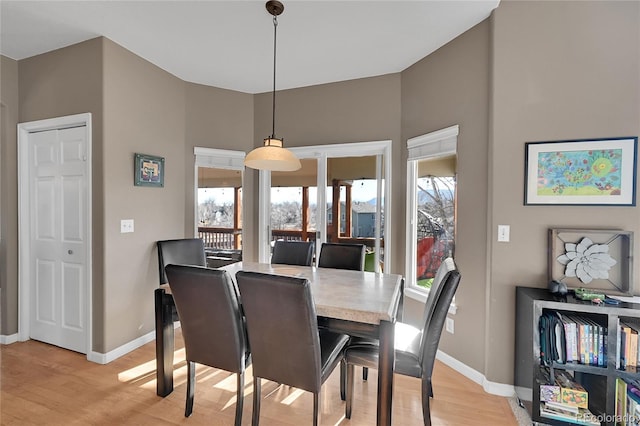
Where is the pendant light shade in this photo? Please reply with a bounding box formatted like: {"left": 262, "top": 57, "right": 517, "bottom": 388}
{"left": 245, "top": 1, "right": 301, "bottom": 172}
{"left": 244, "top": 137, "right": 301, "bottom": 172}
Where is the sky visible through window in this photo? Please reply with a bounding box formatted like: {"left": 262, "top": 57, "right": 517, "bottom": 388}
{"left": 199, "top": 179, "right": 380, "bottom": 204}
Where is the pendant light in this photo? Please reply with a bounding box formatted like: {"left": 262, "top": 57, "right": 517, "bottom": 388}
{"left": 244, "top": 0, "right": 301, "bottom": 172}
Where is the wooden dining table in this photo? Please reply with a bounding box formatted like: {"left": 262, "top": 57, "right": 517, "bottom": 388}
{"left": 155, "top": 261, "right": 403, "bottom": 426}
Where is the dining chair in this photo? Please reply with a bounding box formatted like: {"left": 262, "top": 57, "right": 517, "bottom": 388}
{"left": 164, "top": 264, "right": 250, "bottom": 425}
{"left": 235, "top": 271, "right": 349, "bottom": 426}
{"left": 157, "top": 238, "right": 206, "bottom": 286}
{"left": 343, "top": 267, "right": 461, "bottom": 425}
{"left": 317, "top": 242, "right": 366, "bottom": 271}
{"left": 348, "top": 257, "right": 456, "bottom": 381}
{"left": 271, "top": 240, "right": 315, "bottom": 266}
{"left": 157, "top": 238, "right": 207, "bottom": 321}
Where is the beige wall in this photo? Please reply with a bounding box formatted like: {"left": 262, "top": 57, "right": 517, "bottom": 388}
{"left": 185, "top": 82, "right": 254, "bottom": 256}
{"left": 101, "top": 39, "right": 187, "bottom": 351}
{"left": 0, "top": 55, "right": 19, "bottom": 335}
{"left": 401, "top": 19, "right": 491, "bottom": 374}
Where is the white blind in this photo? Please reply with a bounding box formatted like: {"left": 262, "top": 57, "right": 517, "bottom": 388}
{"left": 407, "top": 125, "right": 458, "bottom": 161}
{"left": 194, "top": 147, "right": 245, "bottom": 170}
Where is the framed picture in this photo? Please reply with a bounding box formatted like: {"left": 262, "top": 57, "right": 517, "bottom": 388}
{"left": 524, "top": 137, "right": 637, "bottom": 206}
{"left": 548, "top": 228, "right": 634, "bottom": 295}
{"left": 134, "top": 153, "right": 164, "bottom": 187}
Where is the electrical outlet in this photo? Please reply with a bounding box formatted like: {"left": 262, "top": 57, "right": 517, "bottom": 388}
{"left": 445, "top": 317, "right": 454, "bottom": 334}
{"left": 120, "top": 219, "right": 134, "bottom": 233}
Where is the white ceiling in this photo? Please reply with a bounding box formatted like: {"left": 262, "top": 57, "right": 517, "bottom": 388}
{"left": 1, "top": 1, "right": 499, "bottom": 94}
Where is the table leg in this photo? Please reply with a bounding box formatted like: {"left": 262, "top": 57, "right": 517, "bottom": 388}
{"left": 377, "top": 320, "right": 395, "bottom": 426}
{"left": 155, "top": 288, "right": 174, "bottom": 397}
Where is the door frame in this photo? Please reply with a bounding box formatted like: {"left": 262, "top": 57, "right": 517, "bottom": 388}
{"left": 258, "top": 140, "right": 392, "bottom": 269}
{"left": 17, "top": 113, "right": 92, "bottom": 357}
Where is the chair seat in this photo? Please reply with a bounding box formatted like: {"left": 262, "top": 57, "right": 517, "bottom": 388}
{"left": 345, "top": 345, "right": 422, "bottom": 379}
{"left": 344, "top": 321, "right": 423, "bottom": 378}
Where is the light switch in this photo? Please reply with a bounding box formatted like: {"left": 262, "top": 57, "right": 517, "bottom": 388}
{"left": 498, "top": 225, "right": 510, "bottom": 242}
{"left": 121, "top": 219, "right": 134, "bottom": 233}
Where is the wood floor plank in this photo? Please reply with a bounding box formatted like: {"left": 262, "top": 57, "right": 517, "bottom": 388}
{"left": 1, "top": 331, "right": 518, "bottom": 425}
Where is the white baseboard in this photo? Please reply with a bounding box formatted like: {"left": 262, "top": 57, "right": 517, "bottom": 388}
{"left": 87, "top": 330, "right": 156, "bottom": 364}
{"left": 0, "top": 333, "right": 19, "bottom": 344}
{"left": 436, "top": 349, "right": 515, "bottom": 397}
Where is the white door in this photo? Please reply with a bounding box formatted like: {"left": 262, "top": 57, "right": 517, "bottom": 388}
{"left": 27, "top": 125, "right": 89, "bottom": 353}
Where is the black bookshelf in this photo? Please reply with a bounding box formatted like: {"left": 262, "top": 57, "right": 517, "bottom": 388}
{"left": 515, "top": 286, "right": 640, "bottom": 426}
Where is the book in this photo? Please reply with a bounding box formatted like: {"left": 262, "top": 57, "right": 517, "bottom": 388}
{"left": 618, "top": 377, "right": 628, "bottom": 425}
{"left": 540, "top": 402, "right": 600, "bottom": 426}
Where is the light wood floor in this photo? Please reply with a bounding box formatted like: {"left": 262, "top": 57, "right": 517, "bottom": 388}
{"left": 1, "top": 330, "right": 518, "bottom": 425}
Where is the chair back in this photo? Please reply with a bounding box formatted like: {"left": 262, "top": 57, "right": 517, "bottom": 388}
{"left": 165, "top": 264, "right": 248, "bottom": 373}
{"left": 157, "top": 238, "right": 206, "bottom": 284}
{"left": 271, "top": 240, "right": 314, "bottom": 266}
{"left": 419, "top": 257, "right": 456, "bottom": 332}
{"left": 317, "top": 243, "right": 366, "bottom": 271}
{"left": 236, "top": 271, "right": 322, "bottom": 394}
{"left": 419, "top": 269, "right": 461, "bottom": 375}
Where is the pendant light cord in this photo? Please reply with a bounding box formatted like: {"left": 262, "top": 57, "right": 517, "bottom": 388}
{"left": 271, "top": 15, "right": 278, "bottom": 140}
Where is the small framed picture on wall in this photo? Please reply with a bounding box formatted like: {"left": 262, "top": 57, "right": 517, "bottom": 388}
{"left": 134, "top": 153, "right": 164, "bottom": 187}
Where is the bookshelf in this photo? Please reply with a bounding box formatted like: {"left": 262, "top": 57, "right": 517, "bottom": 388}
{"left": 515, "top": 286, "right": 640, "bottom": 426}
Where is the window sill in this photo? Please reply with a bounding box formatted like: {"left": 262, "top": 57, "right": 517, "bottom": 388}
{"left": 404, "top": 287, "right": 457, "bottom": 315}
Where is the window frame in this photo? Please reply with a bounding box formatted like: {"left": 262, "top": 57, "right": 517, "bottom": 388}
{"left": 404, "top": 126, "right": 458, "bottom": 304}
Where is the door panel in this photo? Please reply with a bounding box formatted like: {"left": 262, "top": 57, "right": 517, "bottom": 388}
{"left": 30, "top": 126, "right": 88, "bottom": 353}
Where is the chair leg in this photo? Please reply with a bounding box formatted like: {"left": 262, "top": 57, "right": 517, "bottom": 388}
{"left": 339, "top": 359, "right": 346, "bottom": 401}
{"left": 363, "top": 366, "right": 368, "bottom": 381}
{"left": 345, "top": 363, "right": 355, "bottom": 419}
{"left": 252, "top": 377, "right": 261, "bottom": 426}
{"left": 421, "top": 376, "right": 432, "bottom": 426}
{"left": 185, "top": 361, "right": 196, "bottom": 417}
{"left": 234, "top": 371, "right": 245, "bottom": 426}
{"left": 313, "top": 392, "right": 319, "bottom": 426}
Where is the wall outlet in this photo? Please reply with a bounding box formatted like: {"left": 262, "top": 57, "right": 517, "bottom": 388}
{"left": 445, "top": 317, "right": 454, "bottom": 334}
{"left": 120, "top": 219, "right": 134, "bottom": 233}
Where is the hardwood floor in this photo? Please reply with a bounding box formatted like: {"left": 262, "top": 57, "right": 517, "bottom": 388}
{"left": 1, "top": 330, "right": 518, "bottom": 425}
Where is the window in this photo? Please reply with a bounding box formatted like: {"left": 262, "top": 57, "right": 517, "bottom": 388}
{"left": 194, "top": 148, "right": 244, "bottom": 261}
{"left": 405, "top": 126, "right": 458, "bottom": 301}
{"left": 258, "top": 140, "right": 391, "bottom": 271}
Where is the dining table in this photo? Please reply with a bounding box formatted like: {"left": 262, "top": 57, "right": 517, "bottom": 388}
{"left": 155, "top": 261, "right": 403, "bottom": 426}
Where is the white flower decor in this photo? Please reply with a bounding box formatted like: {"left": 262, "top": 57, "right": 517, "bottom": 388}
{"left": 556, "top": 237, "right": 617, "bottom": 284}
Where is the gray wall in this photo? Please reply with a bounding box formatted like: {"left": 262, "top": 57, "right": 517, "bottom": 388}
{"left": 401, "top": 19, "right": 491, "bottom": 374}
{"left": 0, "top": 55, "right": 19, "bottom": 335}
{"left": 486, "top": 0, "right": 639, "bottom": 384}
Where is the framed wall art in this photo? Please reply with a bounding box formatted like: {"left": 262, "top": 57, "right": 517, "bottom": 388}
{"left": 134, "top": 153, "right": 164, "bottom": 187}
{"left": 548, "top": 228, "right": 634, "bottom": 295}
{"left": 524, "top": 137, "right": 637, "bottom": 206}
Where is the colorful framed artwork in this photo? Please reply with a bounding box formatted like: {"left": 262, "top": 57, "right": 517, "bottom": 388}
{"left": 134, "top": 153, "right": 164, "bottom": 187}
{"left": 524, "top": 137, "right": 637, "bottom": 206}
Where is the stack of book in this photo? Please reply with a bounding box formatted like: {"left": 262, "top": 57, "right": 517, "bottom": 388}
{"left": 540, "top": 401, "right": 600, "bottom": 426}
{"left": 539, "top": 368, "right": 600, "bottom": 425}
{"left": 539, "top": 311, "right": 607, "bottom": 366}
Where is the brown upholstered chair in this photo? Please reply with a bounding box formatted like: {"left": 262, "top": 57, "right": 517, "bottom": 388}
{"left": 164, "top": 265, "right": 250, "bottom": 425}
{"left": 271, "top": 240, "right": 314, "bottom": 266}
{"left": 235, "top": 271, "right": 349, "bottom": 426}
{"left": 343, "top": 267, "right": 461, "bottom": 425}
{"left": 317, "top": 242, "right": 366, "bottom": 271}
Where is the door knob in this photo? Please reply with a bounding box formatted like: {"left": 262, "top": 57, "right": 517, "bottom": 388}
{"left": 68, "top": 250, "right": 73, "bottom": 255}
